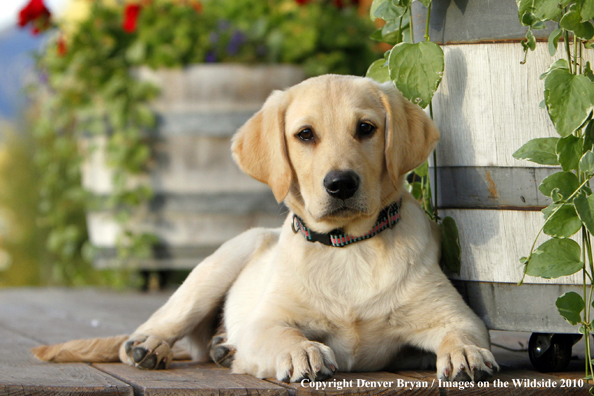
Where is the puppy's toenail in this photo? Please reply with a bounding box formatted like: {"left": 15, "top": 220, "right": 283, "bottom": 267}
{"left": 132, "top": 347, "right": 148, "bottom": 363}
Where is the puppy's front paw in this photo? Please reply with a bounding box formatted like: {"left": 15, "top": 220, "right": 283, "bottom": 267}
{"left": 437, "top": 345, "right": 499, "bottom": 382}
{"left": 276, "top": 341, "right": 338, "bottom": 383}
{"left": 120, "top": 334, "right": 173, "bottom": 370}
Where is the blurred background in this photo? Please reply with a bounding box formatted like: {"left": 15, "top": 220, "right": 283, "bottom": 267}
{"left": 0, "top": 0, "right": 379, "bottom": 290}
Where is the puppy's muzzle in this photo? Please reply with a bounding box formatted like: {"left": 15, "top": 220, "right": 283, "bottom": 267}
{"left": 323, "top": 170, "right": 360, "bottom": 200}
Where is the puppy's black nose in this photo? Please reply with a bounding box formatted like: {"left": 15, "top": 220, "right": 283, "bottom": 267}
{"left": 323, "top": 170, "right": 360, "bottom": 200}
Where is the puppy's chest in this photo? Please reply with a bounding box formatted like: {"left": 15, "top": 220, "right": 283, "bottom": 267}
{"left": 294, "top": 243, "right": 405, "bottom": 301}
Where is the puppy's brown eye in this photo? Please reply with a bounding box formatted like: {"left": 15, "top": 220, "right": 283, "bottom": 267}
{"left": 357, "top": 122, "right": 376, "bottom": 138}
{"left": 297, "top": 129, "right": 315, "bottom": 141}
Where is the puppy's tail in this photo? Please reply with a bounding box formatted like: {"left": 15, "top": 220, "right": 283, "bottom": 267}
{"left": 31, "top": 335, "right": 128, "bottom": 363}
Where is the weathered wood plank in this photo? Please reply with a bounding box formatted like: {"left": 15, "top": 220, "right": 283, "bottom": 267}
{"left": 0, "top": 288, "right": 171, "bottom": 344}
{"left": 434, "top": 166, "right": 559, "bottom": 209}
{"left": 0, "top": 327, "right": 132, "bottom": 396}
{"left": 432, "top": 43, "right": 594, "bottom": 168}
{"left": 441, "top": 209, "right": 586, "bottom": 285}
{"left": 95, "top": 362, "right": 288, "bottom": 396}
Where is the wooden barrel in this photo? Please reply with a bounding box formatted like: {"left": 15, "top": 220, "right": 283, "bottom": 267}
{"left": 412, "top": 0, "right": 591, "bottom": 333}
{"left": 82, "top": 65, "right": 305, "bottom": 270}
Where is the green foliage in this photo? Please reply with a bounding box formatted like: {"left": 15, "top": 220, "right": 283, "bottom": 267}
{"left": 544, "top": 69, "right": 594, "bottom": 137}
{"left": 557, "top": 291, "right": 585, "bottom": 325}
{"left": 539, "top": 171, "right": 580, "bottom": 199}
{"left": 388, "top": 41, "right": 444, "bottom": 108}
{"left": 440, "top": 216, "right": 461, "bottom": 274}
{"left": 512, "top": 137, "right": 560, "bottom": 165}
{"left": 575, "top": 191, "right": 594, "bottom": 234}
{"left": 28, "top": 0, "right": 376, "bottom": 286}
{"left": 516, "top": 0, "right": 594, "bottom": 382}
{"left": 543, "top": 203, "right": 582, "bottom": 237}
{"left": 525, "top": 238, "right": 583, "bottom": 278}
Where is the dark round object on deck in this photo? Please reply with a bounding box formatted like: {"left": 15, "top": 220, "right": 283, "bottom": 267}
{"left": 528, "top": 333, "right": 573, "bottom": 372}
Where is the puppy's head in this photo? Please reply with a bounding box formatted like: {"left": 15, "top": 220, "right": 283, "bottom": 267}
{"left": 231, "top": 75, "right": 438, "bottom": 233}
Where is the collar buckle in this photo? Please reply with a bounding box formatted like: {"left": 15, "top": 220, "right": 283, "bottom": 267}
{"left": 291, "top": 215, "right": 300, "bottom": 234}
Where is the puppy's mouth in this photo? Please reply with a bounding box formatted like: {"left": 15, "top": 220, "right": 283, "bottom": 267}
{"left": 327, "top": 206, "right": 358, "bottom": 217}
{"left": 319, "top": 200, "right": 368, "bottom": 220}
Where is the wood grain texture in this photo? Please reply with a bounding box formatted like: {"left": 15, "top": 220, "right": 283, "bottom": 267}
{"left": 0, "top": 288, "right": 171, "bottom": 344}
{"left": 0, "top": 327, "right": 132, "bottom": 396}
{"left": 433, "top": 42, "right": 593, "bottom": 168}
{"left": 95, "top": 362, "right": 288, "bottom": 396}
{"left": 441, "top": 209, "right": 586, "bottom": 285}
{"left": 0, "top": 289, "right": 591, "bottom": 395}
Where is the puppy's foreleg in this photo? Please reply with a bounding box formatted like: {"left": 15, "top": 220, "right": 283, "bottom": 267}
{"left": 122, "top": 228, "right": 278, "bottom": 369}
{"left": 233, "top": 316, "right": 338, "bottom": 383}
{"left": 407, "top": 301, "right": 499, "bottom": 382}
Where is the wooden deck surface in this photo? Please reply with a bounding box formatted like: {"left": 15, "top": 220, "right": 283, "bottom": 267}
{"left": 0, "top": 288, "right": 591, "bottom": 395}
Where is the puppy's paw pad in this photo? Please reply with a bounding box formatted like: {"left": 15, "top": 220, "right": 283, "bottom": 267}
{"left": 122, "top": 334, "right": 172, "bottom": 370}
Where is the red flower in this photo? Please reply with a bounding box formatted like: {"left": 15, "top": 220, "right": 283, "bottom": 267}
{"left": 123, "top": 4, "right": 142, "bottom": 33}
{"left": 295, "top": 0, "right": 309, "bottom": 5}
{"left": 18, "top": 0, "right": 51, "bottom": 34}
{"left": 192, "top": 1, "right": 203, "bottom": 13}
{"left": 57, "top": 36, "right": 67, "bottom": 57}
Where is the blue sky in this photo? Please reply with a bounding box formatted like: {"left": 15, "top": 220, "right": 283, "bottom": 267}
{"left": 0, "top": 0, "right": 67, "bottom": 121}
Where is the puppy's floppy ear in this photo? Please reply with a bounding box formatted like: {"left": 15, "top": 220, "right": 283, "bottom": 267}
{"left": 231, "top": 90, "right": 292, "bottom": 202}
{"left": 375, "top": 81, "right": 439, "bottom": 187}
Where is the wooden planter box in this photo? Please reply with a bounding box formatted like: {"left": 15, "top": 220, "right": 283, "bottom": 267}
{"left": 413, "top": 0, "right": 593, "bottom": 334}
{"left": 81, "top": 64, "right": 305, "bottom": 270}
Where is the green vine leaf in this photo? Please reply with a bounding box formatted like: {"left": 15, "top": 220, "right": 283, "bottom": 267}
{"left": 440, "top": 216, "right": 461, "bottom": 275}
{"left": 582, "top": 0, "right": 594, "bottom": 21}
{"left": 517, "top": 0, "right": 564, "bottom": 25}
{"left": 543, "top": 203, "right": 582, "bottom": 238}
{"left": 418, "top": 0, "right": 431, "bottom": 7}
{"left": 560, "top": 9, "right": 594, "bottom": 39}
{"left": 372, "top": 0, "right": 406, "bottom": 22}
{"left": 512, "top": 137, "right": 560, "bottom": 165}
{"left": 388, "top": 41, "right": 444, "bottom": 108}
{"left": 556, "top": 134, "right": 584, "bottom": 171}
{"left": 366, "top": 59, "right": 390, "bottom": 83}
{"left": 544, "top": 68, "right": 594, "bottom": 137}
{"left": 526, "top": 238, "right": 584, "bottom": 279}
{"left": 370, "top": 16, "right": 410, "bottom": 45}
{"left": 548, "top": 28, "right": 562, "bottom": 56}
{"left": 539, "top": 171, "right": 580, "bottom": 199}
{"left": 542, "top": 202, "right": 562, "bottom": 219}
{"left": 540, "top": 59, "right": 569, "bottom": 80}
{"left": 580, "top": 150, "right": 594, "bottom": 174}
{"left": 585, "top": 61, "right": 594, "bottom": 83}
{"left": 551, "top": 187, "right": 564, "bottom": 203}
{"left": 574, "top": 191, "right": 594, "bottom": 235}
{"left": 556, "top": 291, "right": 585, "bottom": 325}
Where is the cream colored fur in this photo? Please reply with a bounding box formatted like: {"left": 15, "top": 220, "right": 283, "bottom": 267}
{"left": 32, "top": 75, "right": 498, "bottom": 382}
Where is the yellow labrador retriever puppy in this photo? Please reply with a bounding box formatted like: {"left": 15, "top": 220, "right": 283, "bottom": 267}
{"left": 33, "top": 75, "right": 498, "bottom": 383}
